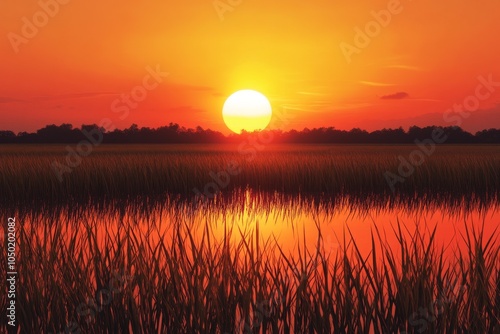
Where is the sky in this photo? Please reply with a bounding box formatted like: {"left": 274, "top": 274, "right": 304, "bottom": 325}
{"left": 1, "top": 0, "right": 500, "bottom": 134}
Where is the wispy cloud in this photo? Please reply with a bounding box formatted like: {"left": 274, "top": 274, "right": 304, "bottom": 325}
{"left": 359, "top": 81, "right": 396, "bottom": 87}
{"left": 282, "top": 102, "right": 373, "bottom": 112}
{"left": 385, "top": 65, "right": 422, "bottom": 71}
{"left": 330, "top": 102, "right": 374, "bottom": 110}
{"left": 297, "top": 91, "right": 328, "bottom": 96}
{"left": 408, "top": 98, "right": 441, "bottom": 102}
{"left": 0, "top": 97, "right": 22, "bottom": 103}
{"left": 380, "top": 92, "right": 409, "bottom": 100}
{"left": 281, "top": 103, "right": 324, "bottom": 112}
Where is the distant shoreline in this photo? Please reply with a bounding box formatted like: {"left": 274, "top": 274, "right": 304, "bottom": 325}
{"left": 1, "top": 123, "right": 500, "bottom": 144}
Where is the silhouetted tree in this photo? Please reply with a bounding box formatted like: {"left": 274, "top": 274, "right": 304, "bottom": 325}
{"left": 1, "top": 123, "right": 499, "bottom": 144}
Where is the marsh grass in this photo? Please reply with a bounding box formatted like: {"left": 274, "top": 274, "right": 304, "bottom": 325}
{"left": 1, "top": 144, "right": 499, "bottom": 333}
{"left": 0, "top": 144, "right": 499, "bottom": 206}
{"left": 0, "top": 200, "right": 499, "bottom": 333}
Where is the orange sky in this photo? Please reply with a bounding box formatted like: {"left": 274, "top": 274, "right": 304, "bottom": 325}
{"left": 1, "top": 0, "right": 499, "bottom": 134}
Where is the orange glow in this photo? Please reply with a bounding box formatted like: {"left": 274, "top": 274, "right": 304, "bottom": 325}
{"left": 17, "top": 195, "right": 500, "bottom": 263}
{"left": 223, "top": 90, "right": 272, "bottom": 133}
{"left": 1, "top": 1, "right": 499, "bottom": 132}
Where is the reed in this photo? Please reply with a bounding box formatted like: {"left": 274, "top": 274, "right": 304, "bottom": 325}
{"left": 0, "top": 201, "right": 498, "bottom": 333}
{"left": 0, "top": 144, "right": 499, "bottom": 206}
{"left": 1, "top": 144, "right": 499, "bottom": 333}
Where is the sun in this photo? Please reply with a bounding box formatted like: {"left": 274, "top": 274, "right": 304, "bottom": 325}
{"left": 222, "top": 90, "right": 272, "bottom": 134}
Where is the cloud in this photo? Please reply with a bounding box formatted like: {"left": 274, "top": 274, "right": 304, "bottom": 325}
{"left": 359, "top": 81, "right": 396, "bottom": 87}
{"left": 297, "top": 91, "right": 328, "bottom": 96}
{"left": 380, "top": 92, "right": 409, "bottom": 100}
{"left": 0, "top": 97, "right": 22, "bottom": 103}
{"left": 408, "top": 98, "right": 442, "bottom": 102}
{"left": 282, "top": 102, "right": 373, "bottom": 112}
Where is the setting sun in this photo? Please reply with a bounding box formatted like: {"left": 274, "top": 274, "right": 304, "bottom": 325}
{"left": 222, "top": 90, "right": 272, "bottom": 134}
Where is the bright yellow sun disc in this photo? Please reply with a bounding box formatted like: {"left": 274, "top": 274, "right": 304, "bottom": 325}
{"left": 222, "top": 90, "right": 272, "bottom": 134}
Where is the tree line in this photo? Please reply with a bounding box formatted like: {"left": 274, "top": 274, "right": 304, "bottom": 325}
{"left": 1, "top": 123, "right": 499, "bottom": 144}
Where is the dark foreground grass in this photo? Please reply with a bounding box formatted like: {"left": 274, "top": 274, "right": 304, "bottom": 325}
{"left": 1, "top": 144, "right": 499, "bottom": 206}
{"left": 1, "top": 204, "right": 499, "bottom": 333}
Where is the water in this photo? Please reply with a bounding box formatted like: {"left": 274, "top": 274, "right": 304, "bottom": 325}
{"left": 12, "top": 190, "right": 500, "bottom": 260}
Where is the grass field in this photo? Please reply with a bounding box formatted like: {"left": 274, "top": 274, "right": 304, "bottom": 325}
{"left": 1, "top": 144, "right": 499, "bottom": 333}
{"left": 1, "top": 144, "right": 499, "bottom": 206}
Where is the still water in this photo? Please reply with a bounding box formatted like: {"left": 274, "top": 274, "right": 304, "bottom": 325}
{"left": 13, "top": 190, "right": 500, "bottom": 259}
